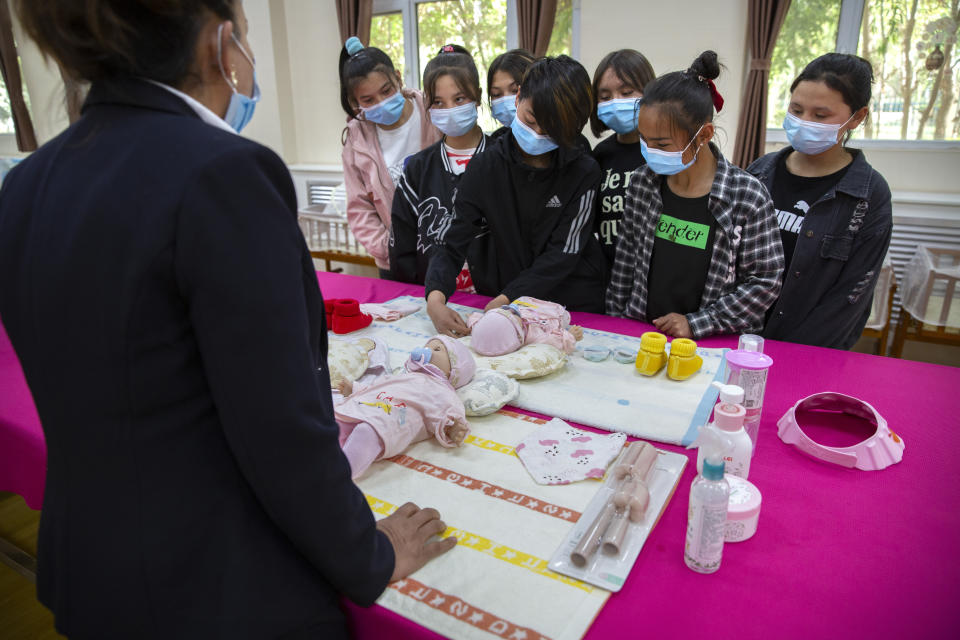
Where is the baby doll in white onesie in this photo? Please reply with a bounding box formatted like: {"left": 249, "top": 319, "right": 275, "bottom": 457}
{"left": 334, "top": 335, "right": 476, "bottom": 478}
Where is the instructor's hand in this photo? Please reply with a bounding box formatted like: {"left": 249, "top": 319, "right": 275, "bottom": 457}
{"left": 483, "top": 294, "right": 510, "bottom": 312}
{"left": 377, "top": 502, "right": 457, "bottom": 582}
{"left": 427, "top": 291, "right": 469, "bottom": 337}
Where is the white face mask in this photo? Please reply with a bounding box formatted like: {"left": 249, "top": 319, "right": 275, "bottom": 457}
{"left": 782, "top": 112, "right": 856, "bottom": 155}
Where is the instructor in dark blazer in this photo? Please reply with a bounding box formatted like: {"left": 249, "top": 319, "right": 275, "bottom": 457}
{"left": 0, "top": 1, "right": 454, "bottom": 638}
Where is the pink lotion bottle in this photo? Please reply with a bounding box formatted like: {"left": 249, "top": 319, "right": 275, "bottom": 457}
{"left": 697, "top": 382, "right": 752, "bottom": 480}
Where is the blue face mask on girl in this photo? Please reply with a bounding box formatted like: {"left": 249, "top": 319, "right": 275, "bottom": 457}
{"left": 511, "top": 116, "right": 558, "bottom": 155}
{"left": 782, "top": 112, "right": 855, "bottom": 155}
{"left": 491, "top": 95, "right": 517, "bottom": 127}
{"left": 217, "top": 24, "right": 260, "bottom": 133}
{"left": 430, "top": 102, "right": 478, "bottom": 137}
{"left": 597, "top": 98, "right": 641, "bottom": 135}
{"left": 640, "top": 123, "right": 706, "bottom": 175}
{"left": 362, "top": 90, "right": 406, "bottom": 126}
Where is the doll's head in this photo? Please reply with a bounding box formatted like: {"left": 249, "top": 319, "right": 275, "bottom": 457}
{"left": 468, "top": 306, "right": 524, "bottom": 356}
{"left": 409, "top": 336, "right": 476, "bottom": 388}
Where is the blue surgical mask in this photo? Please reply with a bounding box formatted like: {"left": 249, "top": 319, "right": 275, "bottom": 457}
{"left": 362, "top": 90, "right": 406, "bottom": 126}
{"left": 430, "top": 101, "right": 478, "bottom": 137}
{"left": 217, "top": 24, "right": 260, "bottom": 133}
{"left": 639, "top": 124, "right": 705, "bottom": 175}
{"left": 491, "top": 94, "right": 517, "bottom": 127}
{"left": 783, "top": 112, "right": 855, "bottom": 155}
{"left": 410, "top": 346, "right": 433, "bottom": 365}
{"left": 511, "top": 117, "right": 558, "bottom": 155}
{"left": 597, "top": 98, "right": 641, "bottom": 135}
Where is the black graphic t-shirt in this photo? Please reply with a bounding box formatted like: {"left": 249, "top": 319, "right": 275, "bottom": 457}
{"left": 592, "top": 135, "right": 646, "bottom": 264}
{"left": 771, "top": 152, "right": 850, "bottom": 267}
{"left": 646, "top": 181, "right": 717, "bottom": 321}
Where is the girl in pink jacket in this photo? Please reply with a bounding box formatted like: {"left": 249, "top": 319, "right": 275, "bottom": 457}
{"left": 335, "top": 335, "right": 475, "bottom": 478}
{"left": 467, "top": 296, "right": 584, "bottom": 356}
{"left": 339, "top": 37, "right": 441, "bottom": 274}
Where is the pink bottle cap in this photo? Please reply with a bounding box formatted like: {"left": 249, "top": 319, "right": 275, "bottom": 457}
{"left": 715, "top": 403, "right": 746, "bottom": 431}
{"left": 725, "top": 349, "right": 773, "bottom": 370}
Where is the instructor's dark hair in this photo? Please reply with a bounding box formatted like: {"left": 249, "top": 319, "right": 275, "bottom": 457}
{"left": 590, "top": 49, "right": 656, "bottom": 137}
{"left": 640, "top": 50, "right": 722, "bottom": 139}
{"left": 15, "top": 0, "right": 236, "bottom": 86}
{"left": 791, "top": 53, "right": 874, "bottom": 113}
{"left": 518, "top": 55, "right": 592, "bottom": 149}
{"left": 423, "top": 44, "right": 481, "bottom": 106}
{"left": 338, "top": 41, "right": 399, "bottom": 119}
{"left": 486, "top": 48, "right": 536, "bottom": 104}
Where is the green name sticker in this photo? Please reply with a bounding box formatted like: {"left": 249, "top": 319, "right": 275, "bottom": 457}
{"left": 654, "top": 214, "right": 710, "bottom": 250}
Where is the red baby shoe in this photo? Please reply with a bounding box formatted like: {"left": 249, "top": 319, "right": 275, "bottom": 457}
{"left": 324, "top": 298, "right": 339, "bottom": 329}
{"left": 331, "top": 299, "right": 372, "bottom": 334}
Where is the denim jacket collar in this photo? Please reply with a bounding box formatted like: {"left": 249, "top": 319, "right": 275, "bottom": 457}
{"left": 752, "top": 145, "right": 873, "bottom": 201}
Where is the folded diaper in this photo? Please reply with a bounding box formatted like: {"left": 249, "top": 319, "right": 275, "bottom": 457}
{"left": 515, "top": 418, "right": 627, "bottom": 485}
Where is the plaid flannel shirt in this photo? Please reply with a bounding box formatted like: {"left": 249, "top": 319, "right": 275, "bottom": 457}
{"left": 606, "top": 144, "right": 784, "bottom": 338}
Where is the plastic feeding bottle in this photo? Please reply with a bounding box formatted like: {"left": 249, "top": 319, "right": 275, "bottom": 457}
{"left": 724, "top": 334, "right": 773, "bottom": 455}
{"left": 684, "top": 424, "right": 732, "bottom": 574}
{"left": 697, "top": 381, "right": 752, "bottom": 480}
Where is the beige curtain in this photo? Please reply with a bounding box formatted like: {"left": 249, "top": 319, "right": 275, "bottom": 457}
{"left": 0, "top": 0, "right": 36, "bottom": 151}
{"left": 336, "top": 0, "right": 373, "bottom": 46}
{"left": 516, "top": 0, "right": 557, "bottom": 57}
{"left": 732, "top": 0, "right": 792, "bottom": 168}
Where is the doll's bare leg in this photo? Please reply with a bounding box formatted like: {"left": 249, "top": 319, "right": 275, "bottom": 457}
{"left": 342, "top": 423, "right": 385, "bottom": 479}
{"left": 570, "top": 325, "right": 584, "bottom": 341}
{"left": 444, "top": 417, "right": 470, "bottom": 446}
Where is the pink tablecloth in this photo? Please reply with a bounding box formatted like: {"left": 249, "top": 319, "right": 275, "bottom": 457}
{"left": 319, "top": 273, "right": 959, "bottom": 640}
{"left": 2, "top": 272, "right": 958, "bottom": 637}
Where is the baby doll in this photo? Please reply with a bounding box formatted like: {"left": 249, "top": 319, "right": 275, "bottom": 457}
{"left": 467, "top": 296, "right": 584, "bottom": 356}
{"left": 334, "top": 335, "right": 476, "bottom": 478}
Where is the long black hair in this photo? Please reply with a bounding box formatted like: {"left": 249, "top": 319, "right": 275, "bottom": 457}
{"left": 338, "top": 41, "right": 398, "bottom": 120}
{"left": 640, "top": 50, "right": 722, "bottom": 139}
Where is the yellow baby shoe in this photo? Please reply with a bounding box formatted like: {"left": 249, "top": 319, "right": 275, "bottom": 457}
{"left": 635, "top": 332, "right": 668, "bottom": 376}
{"left": 667, "top": 338, "right": 703, "bottom": 381}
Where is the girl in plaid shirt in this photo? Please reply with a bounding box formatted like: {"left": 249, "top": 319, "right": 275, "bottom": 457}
{"left": 606, "top": 51, "right": 784, "bottom": 339}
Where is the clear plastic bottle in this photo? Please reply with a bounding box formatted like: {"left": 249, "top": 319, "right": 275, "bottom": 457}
{"left": 684, "top": 457, "right": 730, "bottom": 573}
{"left": 685, "top": 424, "right": 732, "bottom": 574}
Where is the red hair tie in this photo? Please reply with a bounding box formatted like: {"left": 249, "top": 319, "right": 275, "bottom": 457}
{"left": 705, "top": 78, "right": 724, "bottom": 112}
{"left": 441, "top": 44, "right": 455, "bottom": 53}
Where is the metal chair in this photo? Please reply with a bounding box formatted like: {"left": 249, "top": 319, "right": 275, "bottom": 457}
{"left": 891, "top": 247, "right": 960, "bottom": 358}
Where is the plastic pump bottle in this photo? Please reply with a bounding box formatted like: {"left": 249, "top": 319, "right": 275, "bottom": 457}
{"left": 697, "top": 381, "right": 752, "bottom": 479}
{"left": 684, "top": 423, "right": 733, "bottom": 574}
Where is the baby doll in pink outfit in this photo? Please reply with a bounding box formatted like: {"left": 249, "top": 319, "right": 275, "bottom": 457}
{"left": 334, "top": 335, "right": 476, "bottom": 478}
{"left": 467, "top": 296, "right": 584, "bottom": 356}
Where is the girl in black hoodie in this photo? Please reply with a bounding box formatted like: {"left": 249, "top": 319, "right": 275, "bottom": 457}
{"left": 424, "top": 56, "right": 607, "bottom": 336}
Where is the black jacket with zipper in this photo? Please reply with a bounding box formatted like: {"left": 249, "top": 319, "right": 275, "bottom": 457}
{"left": 424, "top": 130, "right": 607, "bottom": 311}
{"left": 389, "top": 134, "right": 490, "bottom": 285}
{"left": 748, "top": 146, "right": 892, "bottom": 350}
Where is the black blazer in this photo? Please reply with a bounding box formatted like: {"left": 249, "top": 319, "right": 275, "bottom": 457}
{"left": 0, "top": 78, "right": 392, "bottom": 638}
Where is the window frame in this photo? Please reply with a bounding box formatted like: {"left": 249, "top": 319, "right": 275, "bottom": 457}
{"left": 765, "top": 0, "right": 959, "bottom": 146}
{"left": 371, "top": 0, "right": 580, "bottom": 90}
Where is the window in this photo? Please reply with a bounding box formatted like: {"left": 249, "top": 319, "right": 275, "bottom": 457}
{"left": 370, "top": 0, "right": 577, "bottom": 132}
{"left": 768, "top": 0, "right": 960, "bottom": 142}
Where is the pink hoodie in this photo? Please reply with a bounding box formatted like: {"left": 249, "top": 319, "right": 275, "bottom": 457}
{"left": 341, "top": 88, "right": 441, "bottom": 269}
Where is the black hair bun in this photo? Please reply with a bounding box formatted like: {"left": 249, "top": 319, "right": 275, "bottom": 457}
{"left": 688, "top": 50, "right": 720, "bottom": 81}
